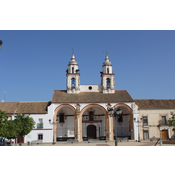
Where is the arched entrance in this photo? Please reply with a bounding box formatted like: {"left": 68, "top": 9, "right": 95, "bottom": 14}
{"left": 113, "top": 103, "right": 134, "bottom": 140}
{"left": 87, "top": 125, "right": 96, "bottom": 139}
{"left": 79, "top": 104, "right": 110, "bottom": 141}
{"left": 53, "top": 104, "right": 76, "bottom": 142}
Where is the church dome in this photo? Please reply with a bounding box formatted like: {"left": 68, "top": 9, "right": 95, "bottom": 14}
{"left": 103, "top": 55, "right": 111, "bottom": 65}
{"left": 69, "top": 54, "right": 77, "bottom": 64}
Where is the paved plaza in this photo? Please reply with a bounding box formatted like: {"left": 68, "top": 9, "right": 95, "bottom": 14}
{"left": 13, "top": 140, "right": 175, "bottom": 146}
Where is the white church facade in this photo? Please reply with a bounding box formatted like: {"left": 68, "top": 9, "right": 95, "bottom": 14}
{"left": 0, "top": 54, "right": 175, "bottom": 144}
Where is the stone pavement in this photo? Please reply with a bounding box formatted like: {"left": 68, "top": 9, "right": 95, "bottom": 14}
{"left": 19, "top": 140, "right": 175, "bottom": 146}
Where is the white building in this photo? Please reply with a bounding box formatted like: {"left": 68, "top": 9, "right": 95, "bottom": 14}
{"left": 0, "top": 54, "right": 174, "bottom": 144}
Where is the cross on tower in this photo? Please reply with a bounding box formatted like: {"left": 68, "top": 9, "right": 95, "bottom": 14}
{"left": 103, "top": 50, "right": 111, "bottom": 55}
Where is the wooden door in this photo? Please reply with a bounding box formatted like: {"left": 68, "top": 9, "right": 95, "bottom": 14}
{"left": 87, "top": 125, "right": 96, "bottom": 139}
{"left": 162, "top": 130, "right": 168, "bottom": 140}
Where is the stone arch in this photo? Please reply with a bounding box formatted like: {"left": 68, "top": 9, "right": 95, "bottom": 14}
{"left": 113, "top": 103, "right": 132, "bottom": 112}
{"left": 80, "top": 104, "right": 108, "bottom": 117}
{"left": 106, "top": 78, "right": 111, "bottom": 88}
{"left": 112, "top": 103, "right": 134, "bottom": 140}
{"left": 79, "top": 104, "right": 109, "bottom": 141}
{"left": 54, "top": 104, "right": 76, "bottom": 114}
{"left": 53, "top": 104, "right": 76, "bottom": 142}
{"left": 71, "top": 78, "right": 76, "bottom": 88}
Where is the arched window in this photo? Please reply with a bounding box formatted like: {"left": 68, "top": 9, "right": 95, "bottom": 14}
{"left": 71, "top": 78, "right": 76, "bottom": 88}
{"left": 59, "top": 113, "right": 65, "bottom": 123}
{"left": 89, "top": 112, "right": 94, "bottom": 121}
{"left": 106, "top": 78, "right": 111, "bottom": 88}
{"left": 107, "top": 68, "right": 109, "bottom": 74}
{"left": 72, "top": 67, "right": 74, "bottom": 74}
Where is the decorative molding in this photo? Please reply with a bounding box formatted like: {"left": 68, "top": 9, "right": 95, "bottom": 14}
{"left": 75, "top": 87, "right": 80, "bottom": 90}
{"left": 101, "top": 74, "right": 115, "bottom": 77}
{"left": 82, "top": 120, "right": 102, "bottom": 123}
{"left": 67, "top": 73, "right": 80, "bottom": 76}
{"left": 75, "top": 103, "right": 81, "bottom": 113}
{"left": 87, "top": 108, "right": 95, "bottom": 113}
{"left": 68, "top": 64, "right": 79, "bottom": 66}
{"left": 102, "top": 65, "right": 112, "bottom": 67}
{"left": 159, "top": 127, "right": 170, "bottom": 130}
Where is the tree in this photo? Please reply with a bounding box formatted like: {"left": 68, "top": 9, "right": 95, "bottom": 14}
{"left": 168, "top": 114, "right": 175, "bottom": 139}
{"left": 0, "top": 110, "right": 22, "bottom": 146}
{"left": 14, "top": 113, "right": 35, "bottom": 146}
{"left": 0, "top": 110, "right": 9, "bottom": 146}
{"left": 6, "top": 120, "right": 19, "bottom": 146}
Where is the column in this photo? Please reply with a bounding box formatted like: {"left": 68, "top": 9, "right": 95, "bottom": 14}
{"left": 75, "top": 112, "right": 83, "bottom": 142}
{"left": 108, "top": 114, "right": 114, "bottom": 141}
{"left": 105, "top": 114, "right": 109, "bottom": 140}
{"left": 74, "top": 114, "right": 77, "bottom": 140}
{"left": 130, "top": 112, "right": 134, "bottom": 140}
{"left": 54, "top": 115, "right": 57, "bottom": 143}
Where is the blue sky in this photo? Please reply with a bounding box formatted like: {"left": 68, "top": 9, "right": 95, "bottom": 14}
{"left": 0, "top": 30, "right": 175, "bottom": 102}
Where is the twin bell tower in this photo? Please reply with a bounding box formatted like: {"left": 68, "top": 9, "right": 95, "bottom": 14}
{"left": 66, "top": 53, "right": 115, "bottom": 94}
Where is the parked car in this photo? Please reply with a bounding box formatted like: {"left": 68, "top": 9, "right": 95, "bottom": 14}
{"left": 0, "top": 138, "right": 10, "bottom": 146}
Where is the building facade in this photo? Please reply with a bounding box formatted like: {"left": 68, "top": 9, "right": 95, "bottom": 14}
{"left": 0, "top": 54, "right": 174, "bottom": 144}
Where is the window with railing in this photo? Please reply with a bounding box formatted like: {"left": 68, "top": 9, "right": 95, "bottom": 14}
{"left": 37, "top": 123, "right": 43, "bottom": 128}
{"left": 143, "top": 116, "right": 148, "bottom": 126}
{"left": 37, "top": 118, "right": 43, "bottom": 128}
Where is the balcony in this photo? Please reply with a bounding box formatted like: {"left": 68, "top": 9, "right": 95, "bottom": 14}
{"left": 158, "top": 120, "right": 169, "bottom": 126}
{"left": 37, "top": 123, "right": 43, "bottom": 129}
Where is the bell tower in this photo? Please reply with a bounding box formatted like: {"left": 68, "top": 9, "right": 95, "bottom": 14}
{"left": 101, "top": 54, "right": 115, "bottom": 93}
{"left": 66, "top": 54, "right": 80, "bottom": 93}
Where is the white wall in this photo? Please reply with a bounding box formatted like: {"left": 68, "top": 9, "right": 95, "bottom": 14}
{"left": 24, "top": 113, "right": 53, "bottom": 143}
{"left": 68, "top": 65, "right": 78, "bottom": 73}
{"left": 103, "top": 65, "right": 112, "bottom": 74}
{"left": 15, "top": 104, "right": 55, "bottom": 143}
{"left": 80, "top": 85, "right": 102, "bottom": 92}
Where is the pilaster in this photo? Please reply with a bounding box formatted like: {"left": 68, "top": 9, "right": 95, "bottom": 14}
{"left": 130, "top": 111, "right": 134, "bottom": 140}
{"left": 54, "top": 116, "right": 57, "bottom": 143}
{"left": 74, "top": 112, "right": 83, "bottom": 142}
{"left": 105, "top": 114, "right": 109, "bottom": 140}
{"left": 108, "top": 114, "right": 114, "bottom": 141}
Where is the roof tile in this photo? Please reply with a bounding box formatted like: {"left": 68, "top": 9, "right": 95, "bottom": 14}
{"left": 52, "top": 90, "right": 134, "bottom": 103}
{"left": 134, "top": 99, "right": 175, "bottom": 109}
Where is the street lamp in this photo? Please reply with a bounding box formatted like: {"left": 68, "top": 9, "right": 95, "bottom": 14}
{"left": 108, "top": 107, "right": 123, "bottom": 146}
{"left": 0, "top": 40, "right": 3, "bottom": 50}
{"left": 134, "top": 117, "right": 142, "bottom": 142}
{"left": 49, "top": 119, "right": 58, "bottom": 144}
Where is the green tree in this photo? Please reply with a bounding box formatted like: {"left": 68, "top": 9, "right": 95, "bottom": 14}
{"left": 169, "top": 114, "right": 175, "bottom": 139}
{"left": 6, "top": 120, "right": 19, "bottom": 146}
{"left": 0, "top": 110, "right": 9, "bottom": 145}
{"left": 14, "top": 113, "right": 35, "bottom": 146}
